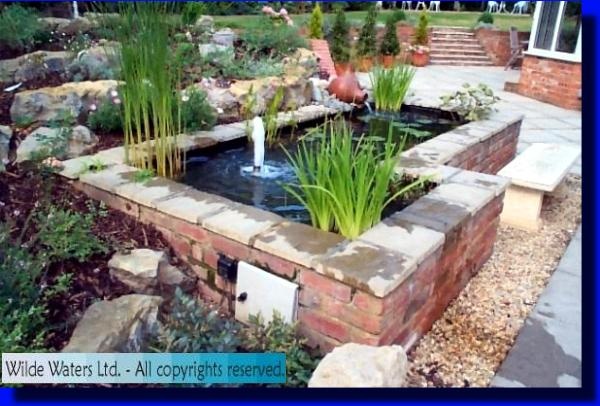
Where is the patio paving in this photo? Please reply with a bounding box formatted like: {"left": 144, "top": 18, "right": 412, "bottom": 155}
{"left": 358, "top": 66, "right": 582, "bottom": 175}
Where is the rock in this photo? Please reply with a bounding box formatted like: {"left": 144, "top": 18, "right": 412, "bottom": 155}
{"left": 10, "top": 80, "right": 119, "bottom": 124}
{"left": 0, "top": 51, "right": 73, "bottom": 83}
{"left": 212, "top": 28, "right": 236, "bottom": 47}
{"left": 194, "top": 15, "right": 214, "bottom": 31}
{"left": 68, "top": 125, "right": 98, "bottom": 158}
{"left": 198, "top": 43, "right": 233, "bottom": 59}
{"left": 16, "top": 125, "right": 98, "bottom": 162}
{"left": 56, "top": 17, "right": 93, "bottom": 35}
{"left": 196, "top": 48, "right": 318, "bottom": 121}
{"left": 109, "top": 249, "right": 168, "bottom": 294}
{"left": 61, "top": 294, "right": 162, "bottom": 352}
{"left": 158, "top": 263, "right": 196, "bottom": 297}
{"left": 0, "top": 126, "right": 11, "bottom": 169}
{"left": 66, "top": 42, "right": 120, "bottom": 81}
{"left": 308, "top": 343, "right": 408, "bottom": 387}
{"left": 37, "top": 17, "right": 71, "bottom": 32}
{"left": 84, "top": 12, "right": 121, "bottom": 27}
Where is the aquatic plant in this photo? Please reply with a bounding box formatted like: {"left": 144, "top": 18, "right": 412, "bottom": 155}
{"left": 370, "top": 65, "right": 416, "bottom": 112}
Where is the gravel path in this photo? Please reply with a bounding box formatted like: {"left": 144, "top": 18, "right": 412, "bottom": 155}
{"left": 406, "top": 175, "right": 582, "bottom": 388}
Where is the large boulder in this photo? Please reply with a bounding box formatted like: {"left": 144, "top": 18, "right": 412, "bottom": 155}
{"left": 61, "top": 294, "right": 162, "bottom": 352}
{"left": 37, "top": 17, "right": 71, "bottom": 32}
{"left": 212, "top": 28, "right": 236, "bottom": 47}
{"left": 0, "top": 51, "right": 73, "bottom": 83}
{"left": 197, "top": 48, "right": 318, "bottom": 121}
{"left": 10, "top": 80, "right": 119, "bottom": 124}
{"left": 16, "top": 125, "right": 98, "bottom": 162}
{"left": 194, "top": 15, "right": 214, "bottom": 32}
{"left": 56, "top": 17, "right": 93, "bottom": 35}
{"left": 308, "top": 343, "right": 409, "bottom": 387}
{"left": 66, "top": 42, "right": 120, "bottom": 81}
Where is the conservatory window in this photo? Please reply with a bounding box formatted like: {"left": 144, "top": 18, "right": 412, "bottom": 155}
{"left": 528, "top": 1, "right": 582, "bottom": 62}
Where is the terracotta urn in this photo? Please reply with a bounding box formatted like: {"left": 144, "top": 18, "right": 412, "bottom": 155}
{"left": 328, "top": 71, "right": 368, "bottom": 104}
{"left": 411, "top": 51, "right": 429, "bottom": 67}
{"left": 335, "top": 62, "right": 353, "bottom": 76}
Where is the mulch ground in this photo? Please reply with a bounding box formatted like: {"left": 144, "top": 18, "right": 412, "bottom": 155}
{"left": 0, "top": 163, "right": 171, "bottom": 350}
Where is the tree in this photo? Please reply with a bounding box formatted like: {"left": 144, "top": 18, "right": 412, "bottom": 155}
{"left": 356, "top": 4, "right": 377, "bottom": 58}
{"left": 308, "top": 3, "right": 324, "bottom": 39}
{"left": 330, "top": 6, "right": 350, "bottom": 63}
{"left": 414, "top": 11, "right": 429, "bottom": 46}
{"left": 380, "top": 16, "right": 399, "bottom": 56}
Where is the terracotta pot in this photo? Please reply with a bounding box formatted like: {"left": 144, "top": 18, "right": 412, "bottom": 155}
{"left": 381, "top": 55, "right": 395, "bottom": 68}
{"left": 411, "top": 51, "right": 429, "bottom": 67}
{"left": 328, "top": 71, "right": 368, "bottom": 104}
{"left": 357, "top": 57, "right": 374, "bottom": 72}
{"left": 335, "top": 62, "right": 353, "bottom": 76}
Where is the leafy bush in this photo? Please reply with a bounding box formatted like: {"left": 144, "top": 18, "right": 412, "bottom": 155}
{"left": 370, "top": 65, "right": 415, "bottom": 111}
{"left": 380, "top": 17, "right": 400, "bottom": 56}
{"left": 87, "top": 101, "right": 123, "bottom": 134}
{"left": 391, "top": 9, "right": 407, "bottom": 23}
{"left": 414, "top": 11, "right": 429, "bottom": 46}
{"left": 440, "top": 83, "right": 501, "bottom": 121}
{"left": 308, "top": 3, "right": 324, "bottom": 39}
{"left": 477, "top": 11, "right": 494, "bottom": 25}
{"left": 154, "top": 288, "right": 241, "bottom": 353}
{"left": 356, "top": 5, "right": 378, "bottom": 58}
{"left": 182, "top": 2, "right": 207, "bottom": 25}
{"left": 240, "top": 18, "right": 307, "bottom": 59}
{"left": 243, "top": 313, "right": 319, "bottom": 388}
{"left": 284, "top": 118, "right": 428, "bottom": 239}
{"left": 178, "top": 88, "right": 216, "bottom": 132}
{"left": 330, "top": 7, "right": 351, "bottom": 63}
{"left": 0, "top": 4, "right": 42, "bottom": 51}
{"left": 36, "top": 205, "right": 108, "bottom": 263}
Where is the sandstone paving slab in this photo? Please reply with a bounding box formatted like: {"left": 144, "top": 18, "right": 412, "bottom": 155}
{"left": 427, "top": 182, "right": 495, "bottom": 214}
{"left": 154, "top": 188, "right": 234, "bottom": 224}
{"left": 202, "top": 204, "right": 283, "bottom": 245}
{"left": 114, "top": 177, "right": 191, "bottom": 208}
{"left": 253, "top": 222, "right": 345, "bottom": 268}
{"left": 391, "top": 196, "right": 471, "bottom": 236}
{"left": 448, "top": 170, "right": 510, "bottom": 197}
{"left": 314, "top": 240, "right": 416, "bottom": 298}
{"left": 78, "top": 164, "right": 138, "bottom": 192}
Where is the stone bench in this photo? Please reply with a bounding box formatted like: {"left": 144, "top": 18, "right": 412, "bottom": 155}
{"left": 498, "top": 143, "right": 580, "bottom": 231}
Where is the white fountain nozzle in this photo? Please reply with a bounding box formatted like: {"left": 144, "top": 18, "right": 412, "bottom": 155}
{"left": 251, "top": 116, "right": 265, "bottom": 172}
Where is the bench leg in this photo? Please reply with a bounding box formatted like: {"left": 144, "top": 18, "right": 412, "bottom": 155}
{"left": 500, "top": 185, "right": 544, "bottom": 231}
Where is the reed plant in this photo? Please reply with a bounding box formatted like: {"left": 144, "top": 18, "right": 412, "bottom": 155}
{"left": 284, "top": 118, "right": 428, "bottom": 239}
{"left": 265, "top": 86, "right": 285, "bottom": 148}
{"left": 370, "top": 65, "right": 416, "bottom": 112}
{"left": 116, "top": 2, "right": 183, "bottom": 179}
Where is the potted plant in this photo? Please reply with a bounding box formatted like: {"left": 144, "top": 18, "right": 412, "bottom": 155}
{"left": 379, "top": 16, "right": 400, "bottom": 68}
{"left": 356, "top": 5, "right": 377, "bottom": 72}
{"left": 411, "top": 11, "right": 430, "bottom": 67}
{"left": 330, "top": 6, "right": 352, "bottom": 74}
{"left": 308, "top": 3, "right": 324, "bottom": 39}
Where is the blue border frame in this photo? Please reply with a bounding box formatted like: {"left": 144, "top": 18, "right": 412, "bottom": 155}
{"left": 0, "top": 0, "right": 597, "bottom": 403}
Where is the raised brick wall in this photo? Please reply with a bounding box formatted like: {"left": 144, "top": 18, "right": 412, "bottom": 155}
{"left": 513, "top": 54, "right": 582, "bottom": 110}
{"left": 475, "top": 28, "right": 530, "bottom": 66}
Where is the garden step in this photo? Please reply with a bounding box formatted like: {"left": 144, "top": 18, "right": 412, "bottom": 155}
{"left": 429, "top": 59, "right": 494, "bottom": 66}
{"left": 430, "top": 48, "right": 488, "bottom": 55}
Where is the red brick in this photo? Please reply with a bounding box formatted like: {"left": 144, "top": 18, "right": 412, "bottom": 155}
{"left": 352, "top": 291, "right": 384, "bottom": 315}
{"left": 298, "top": 308, "right": 350, "bottom": 342}
{"left": 250, "top": 249, "right": 298, "bottom": 279}
{"left": 299, "top": 270, "right": 352, "bottom": 303}
{"left": 208, "top": 233, "right": 252, "bottom": 261}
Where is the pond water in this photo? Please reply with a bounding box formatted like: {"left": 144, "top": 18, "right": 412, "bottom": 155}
{"left": 182, "top": 106, "right": 463, "bottom": 225}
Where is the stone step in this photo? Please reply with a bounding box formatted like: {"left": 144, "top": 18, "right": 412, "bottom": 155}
{"left": 430, "top": 49, "right": 489, "bottom": 57}
{"left": 429, "top": 59, "right": 494, "bottom": 66}
{"left": 430, "top": 53, "right": 491, "bottom": 61}
{"left": 432, "top": 32, "right": 476, "bottom": 38}
{"left": 431, "top": 38, "right": 481, "bottom": 45}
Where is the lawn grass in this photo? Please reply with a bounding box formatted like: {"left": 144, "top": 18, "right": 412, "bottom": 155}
{"left": 213, "top": 10, "right": 533, "bottom": 32}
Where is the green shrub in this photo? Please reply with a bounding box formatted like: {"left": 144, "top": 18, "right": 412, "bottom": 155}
{"left": 178, "top": 88, "right": 216, "bottom": 132}
{"left": 284, "top": 118, "right": 428, "bottom": 239}
{"left": 380, "top": 17, "right": 400, "bottom": 56}
{"left": 414, "top": 11, "right": 429, "bottom": 45}
{"left": 243, "top": 312, "right": 320, "bottom": 388}
{"left": 370, "top": 65, "right": 415, "bottom": 111}
{"left": 36, "top": 205, "right": 108, "bottom": 263}
{"left": 154, "top": 288, "right": 241, "bottom": 353}
{"left": 87, "top": 101, "right": 123, "bottom": 134}
{"left": 182, "top": 2, "right": 207, "bottom": 25}
{"left": 0, "top": 4, "right": 42, "bottom": 51}
{"left": 356, "top": 5, "right": 378, "bottom": 58}
{"left": 308, "top": 3, "right": 324, "bottom": 39}
{"left": 391, "top": 9, "right": 407, "bottom": 23}
{"left": 240, "top": 18, "right": 307, "bottom": 59}
{"left": 477, "top": 11, "right": 494, "bottom": 25}
{"left": 330, "top": 7, "right": 351, "bottom": 63}
{"left": 440, "top": 83, "right": 501, "bottom": 121}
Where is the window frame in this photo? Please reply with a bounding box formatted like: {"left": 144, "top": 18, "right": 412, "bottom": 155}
{"left": 526, "top": 1, "right": 582, "bottom": 63}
